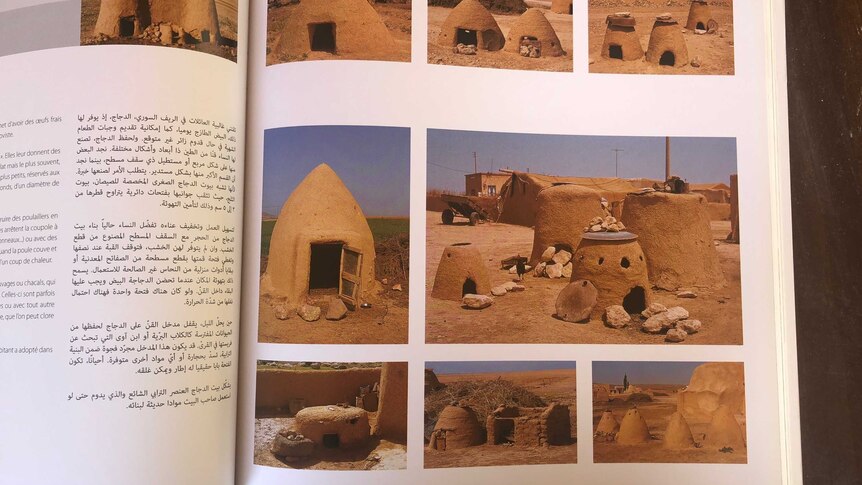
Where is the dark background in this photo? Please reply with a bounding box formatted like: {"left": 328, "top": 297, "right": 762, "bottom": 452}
{"left": 787, "top": 2, "right": 862, "bottom": 483}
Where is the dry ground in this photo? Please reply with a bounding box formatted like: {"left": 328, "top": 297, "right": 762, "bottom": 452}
{"left": 266, "top": 2, "right": 411, "bottom": 65}
{"left": 592, "top": 388, "right": 747, "bottom": 463}
{"left": 425, "top": 211, "right": 743, "bottom": 344}
{"left": 80, "top": 0, "right": 239, "bottom": 61}
{"left": 425, "top": 369, "right": 577, "bottom": 468}
{"left": 255, "top": 416, "right": 407, "bottom": 470}
{"left": 588, "top": 0, "right": 734, "bottom": 75}
{"left": 428, "top": 3, "right": 573, "bottom": 72}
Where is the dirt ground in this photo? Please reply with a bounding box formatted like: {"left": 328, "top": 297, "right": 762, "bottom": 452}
{"left": 427, "top": 2, "right": 573, "bottom": 72}
{"left": 255, "top": 417, "right": 407, "bottom": 470}
{"left": 588, "top": 0, "right": 734, "bottom": 75}
{"left": 425, "top": 369, "right": 577, "bottom": 468}
{"left": 258, "top": 287, "right": 408, "bottom": 344}
{"left": 266, "top": 2, "right": 411, "bottom": 65}
{"left": 593, "top": 389, "right": 747, "bottom": 463}
{"left": 425, "top": 211, "right": 743, "bottom": 344}
{"left": 79, "top": 0, "right": 239, "bottom": 61}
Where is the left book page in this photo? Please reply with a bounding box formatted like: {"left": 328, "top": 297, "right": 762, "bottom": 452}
{"left": 0, "top": 1, "right": 247, "bottom": 484}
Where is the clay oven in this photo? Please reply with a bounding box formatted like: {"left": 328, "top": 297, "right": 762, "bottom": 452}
{"left": 601, "top": 12, "right": 643, "bottom": 61}
{"left": 428, "top": 404, "right": 485, "bottom": 450}
{"left": 645, "top": 15, "right": 689, "bottom": 67}
{"left": 686, "top": 0, "right": 716, "bottom": 32}
{"left": 529, "top": 184, "right": 604, "bottom": 267}
{"left": 431, "top": 243, "right": 491, "bottom": 301}
{"left": 294, "top": 405, "right": 371, "bottom": 449}
{"left": 437, "top": 0, "right": 505, "bottom": 52}
{"left": 504, "top": 8, "right": 564, "bottom": 57}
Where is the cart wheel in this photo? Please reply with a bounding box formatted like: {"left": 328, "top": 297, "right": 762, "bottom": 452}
{"left": 469, "top": 212, "right": 480, "bottom": 226}
{"left": 442, "top": 209, "right": 455, "bottom": 225}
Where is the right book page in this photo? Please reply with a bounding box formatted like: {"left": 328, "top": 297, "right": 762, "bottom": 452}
{"left": 236, "top": 0, "right": 794, "bottom": 483}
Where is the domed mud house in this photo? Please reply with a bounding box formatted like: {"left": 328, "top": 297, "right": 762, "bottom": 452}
{"left": 95, "top": 0, "right": 221, "bottom": 43}
{"left": 686, "top": 0, "right": 715, "bottom": 32}
{"left": 601, "top": 13, "right": 643, "bottom": 61}
{"left": 431, "top": 242, "right": 491, "bottom": 301}
{"left": 645, "top": 15, "right": 689, "bottom": 67}
{"left": 260, "top": 163, "right": 378, "bottom": 311}
{"left": 428, "top": 404, "right": 485, "bottom": 451}
{"left": 504, "top": 8, "right": 564, "bottom": 57}
{"left": 437, "top": 0, "right": 505, "bottom": 51}
{"left": 272, "top": 0, "right": 397, "bottom": 59}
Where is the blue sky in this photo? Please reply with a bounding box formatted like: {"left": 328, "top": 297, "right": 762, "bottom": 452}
{"left": 427, "top": 130, "right": 737, "bottom": 193}
{"left": 262, "top": 126, "right": 410, "bottom": 217}
{"left": 592, "top": 361, "right": 714, "bottom": 385}
{"left": 427, "top": 361, "right": 577, "bottom": 375}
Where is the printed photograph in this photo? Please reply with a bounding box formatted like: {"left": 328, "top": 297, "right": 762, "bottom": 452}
{"left": 589, "top": 0, "right": 734, "bottom": 75}
{"left": 266, "top": 0, "right": 411, "bottom": 65}
{"left": 426, "top": 130, "right": 741, "bottom": 344}
{"left": 427, "top": 0, "right": 572, "bottom": 72}
{"left": 258, "top": 126, "right": 410, "bottom": 345}
{"left": 424, "top": 361, "right": 577, "bottom": 468}
{"left": 592, "top": 361, "right": 746, "bottom": 463}
{"left": 254, "top": 361, "right": 408, "bottom": 470}
{"left": 80, "top": 0, "right": 239, "bottom": 61}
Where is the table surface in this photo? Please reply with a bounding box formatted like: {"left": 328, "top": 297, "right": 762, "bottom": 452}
{"left": 786, "top": 2, "right": 862, "bottom": 483}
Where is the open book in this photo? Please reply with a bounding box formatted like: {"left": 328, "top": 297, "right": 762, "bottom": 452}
{"left": 0, "top": 0, "right": 801, "bottom": 483}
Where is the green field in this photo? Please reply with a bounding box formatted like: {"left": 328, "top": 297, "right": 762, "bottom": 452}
{"left": 260, "top": 218, "right": 409, "bottom": 258}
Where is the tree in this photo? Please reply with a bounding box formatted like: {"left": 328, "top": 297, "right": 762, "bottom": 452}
{"left": 623, "top": 374, "right": 629, "bottom": 391}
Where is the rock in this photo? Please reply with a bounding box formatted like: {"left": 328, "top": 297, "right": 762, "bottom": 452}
{"left": 555, "top": 280, "right": 598, "bottom": 323}
{"left": 297, "top": 304, "right": 321, "bottom": 322}
{"left": 462, "top": 294, "right": 493, "bottom": 309}
{"left": 553, "top": 249, "right": 573, "bottom": 266}
{"left": 561, "top": 262, "right": 573, "bottom": 278}
{"left": 642, "top": 313, "right": 673, "bottom": 333}
{"left": 678, "top": 319, "right": 702, "bottom": 334}
{"left": 657, "top": 13, "right": 672, "bottom": 21}
{"left": 510, "top": 284, "right": 526, "bottom": 292}
{"left": 590, "top": 224, "right": 603, "bottom": 232}
{"left": 604, "top": 305, "right": 631, "bottom": 329}
{"left": 326, "top": 299, "right": 348, "bottom": 321}
{"left": 271, "top": 432, "right": 314, "bottom": 459}
{"left": 541, "top": 246, "right": 556, "bottom": 262}
{"left": 665, "top": 328, "right": 688, "bottom": 343}
{"left": 392, "top": 284, "right": 402, "bottom": 291}
{"left": 159, "top": 23, "right": 173, "bottom": 45}
{"left": 641, "top": 302, "right": 668, "bottom": 318}
{"left": 665, "top": 306, "right": 690, "bottom": 322}
{"left": 677, "top": 290, "right": 697, "bottom": 299}
{"left": 534, "top": 262, "right": 547, "bottom": 277}
{"left": 453, "top": 43, "right": 477, "bottom": 55}
{"left": 491, "top": 286, "right": 508, "bottom": 296}
{"left": 382, "top": 278, "right": 389, "bottom": 285}
{"left": 274, "top": 304, "right": 290, "bottom": 320}
{"left": 691, "top": 56, "right": 702, "bottom": 67}
{"left": 545, "top": 263, "right": 563, "bottom": 279}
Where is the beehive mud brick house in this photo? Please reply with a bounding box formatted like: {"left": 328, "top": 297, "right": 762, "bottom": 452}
{"left": 437, "top": 0, "right": 505, "bottom": 51}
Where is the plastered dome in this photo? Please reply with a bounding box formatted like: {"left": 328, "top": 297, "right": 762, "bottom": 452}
{"left": 437, "top": 0, "right": 505, "bottom": 51}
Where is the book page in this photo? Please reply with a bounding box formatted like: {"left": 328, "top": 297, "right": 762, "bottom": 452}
{"left": 236, "top": 0, "right": 796, "bottom": 483}
{"left": 0, "top": 1, "right": 248, "bottom": 483}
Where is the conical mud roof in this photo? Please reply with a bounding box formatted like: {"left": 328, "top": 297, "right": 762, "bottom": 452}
{"left": 504, "top": 8, "right": 564, "bottom": 57}
{"left": 663, "top": 411, "right": 695, "bottom": 449}
{"left": 433, "top": 405, "right": 485, "bottom": 449}
{"left": 616, "top": 407, "right": 650, "bottom": 444}
{"left": 438, "top": 0, "right": 505, "bottom": 50}
{"left": 704, "top": 404, "right": 746, "bottom": 449}
{"left": 595, "top": 409, "right": 620, "bottom": 437}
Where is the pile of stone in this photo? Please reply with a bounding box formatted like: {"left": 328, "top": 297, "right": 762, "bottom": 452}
{"left": 533, "top": 246, "right": 573, "bottom": 279}
{"left": 453, "top": 43, "right": 477, "bottom": 55}
{"left": 519, "top": 40, "right": 542, "bottom": 58}
{"left": 490, "top": 281, "right": 527, "bottom": 296}
{"left": 270, "top": 428, "right": 314, "bottom": 461}
{"left": 640, "top": 303, "right": 702, "bottom": 342}
{"left": 583, "top": 215, "right": 626, "bottom": 233}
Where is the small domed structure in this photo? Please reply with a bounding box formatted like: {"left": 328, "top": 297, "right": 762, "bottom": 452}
{"left": 273, "top": 0, "right": 397, "bottom": 60}
{"left": 431, "top": 243, "right": 491, "bottom": 301}
{"left": 260, "top": 163, "right": 379, "bottom": 310}
{"left": 601, "top": 13, "right": 643, "bottom": 61}
{"left": 595, "top": 409, "right": 619, "bottom": 438}
{"left": 529, "top": 184, "right": 604, "bottom": 266}
{"left": 677, "top": 362, "right": 745, "bottom": 421}
{"left": 437, "top": 0, "right": 505, "bottom": 51}
{"left": 430, "top": 405, "right": 485, "bottom": 450}
{"left": 663, "top": 411, "right": 695, "bottom": 449}
{"left": 570, "top": 232, "right": 652, "bottom": 319}
{"left": 94, "top": 0, "right": 150, "bottom": 38}
{"left": 704, "top": 404, "right": 746, "bottom": 449}
{"left": 645, "top": 15, "right": 689, "bottom": 67}
{"left": 686, "top": 0, "right": 715, "bottom": 32}
{"left": 295, "top": 405, "right": 371, "bottom": 449}
{"left": 94, "top": 0, "right": 220, "bottom": 42}
{"left": 504, "top": 9, "right": 564, "bottom": 57}
{"left": 550, "top": 0, "right": 572, "bottom": 15}
{"left": 616, "top": 407, "right": 650, "bottom": 444}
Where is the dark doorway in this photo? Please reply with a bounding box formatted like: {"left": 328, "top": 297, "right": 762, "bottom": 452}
{"left": 119, "top": 17, "right": 135, "bottom": 37}
{"left": 493, "top": 419, "right": 515, "bottom": 444}
{"left": 568, "top": 5, "right": 572, "bottom": 14}
{"left": 622, "top": 286, "right": 647, "bottom": 314}
{"left": 309, "top": 22, "right": 336, "bottom": 52}
{"left": 696, "top": 22, "right": 705, "bottom": 30}
{"left": 322, "top": 433, "right": 340, "bottom": 448}
{"left": 609, "top": 44, "right": 623, "bottom": 59}
{"left": 456, "top": 28, "right": 477, "bottom": 45}
{"left": 462, "top": 278, "right": 477, "bottom": 296}
{"left": 309, "top": 243, "right": 342, "bottom": 291}
{"left": 659, "top": 51, "right": 675, "bottom": 66}
{"left": 201, "top": 29, "right": 211, "bottom": 43}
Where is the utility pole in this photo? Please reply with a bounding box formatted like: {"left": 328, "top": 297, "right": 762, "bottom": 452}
{"left": 665, "top": 136, "right": 671, "bottom": 180}
{"left": 473, "top": 151, "right": 477, "bottom": 174}
{"left": 612, "top": 148, "right": 624, "bottom": 177}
